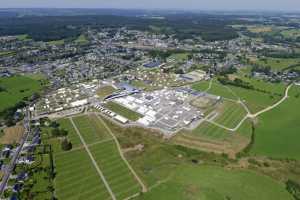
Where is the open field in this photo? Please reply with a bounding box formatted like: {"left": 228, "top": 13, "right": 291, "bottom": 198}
{"left": 54, "top": 148, "right": 112, "bottom": 200}
{"left": 281, "top": 29, "right": 300, "bottom": 39}
{"left": 105, "top": 101, "right": 143, "bottom": 121}
{"left": 47, "top": 39, "right": 65, "bottom": 45}
{"left": 168, "top": 53, "right": 189, "bottom": 62}
{"left": 136, "top": 165, "right": 293, "bottom": 200}
{"left": 75, "top": 34, "right": 89, "bottom": 44}
{"left": 0, "top": 125, "right": 24, "bottom": 144}
{"left": 250, "top": 85, "right": 300, "bottom": 160}
{"left": 214, "top": 100, "right": 247, "bottom": 129}
{"left": 73, "top": 115, "right": 141, "bottom": 199}
{"left": 72, "top": 114, "right": 112, "bottom": 144}
{"left": 246, "top": 25, "right": 273, "bottom": 33}
{"left": 191, "top": 81, "right": 210, "bottom": 91}
{"left": 97, "top": 86, "right": 117, "bottom": 99}
{"left": 89, "top": 140, "right": 141, "bottom": 199}
{"left": 0, "top": 76, "right": 44, "bottom": 113}
{"left": 253, "top": 57, "right": 300, "bottom": 71}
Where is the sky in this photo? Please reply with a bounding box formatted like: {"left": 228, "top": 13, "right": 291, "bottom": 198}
{"left": 1, "top": 0, "right": 300, "bottom": 11}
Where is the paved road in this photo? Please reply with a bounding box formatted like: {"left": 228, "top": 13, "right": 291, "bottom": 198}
{"left": 0, "top": 108, "right": 31, "bottom": 195}
{"left": 70, "top": 118, "right": 116, "bottom": 200}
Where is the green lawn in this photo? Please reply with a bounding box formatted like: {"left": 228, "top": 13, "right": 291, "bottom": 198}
{"left": 90, "top": 140, "right": 141, "bottom": 200}
{"left": 190, "top": 121, "right": 232, "bottom": 141}
{"left": 254, "top": 57, "right": 300, "bottom": 71}
{"left": 47, "top": 39, "right": 65, "bottom": 45}
{"left": 72, "top": 114, "right": 112, "bottom": 144}
{"left": 191, "top": 81, "right": 210, "bottom": 91}
{"left": 0, "top": 76, "right": 44, "bottom": 113}
{"left": 97, "top": 86, "right": 117, "bottom": 99}
{"left": 75, "top": 34, "right": 89, "bottom": 45}
{"left": 105, "top": 101, "right": 143, "bottom": 121}
{"left": 214, "top": 100, "right": 247, "bottom": 129}
{"left": 250, "top": 85, "right": 300, "bottom": 160}
{"left": 72, "top": 114, "right": 142, "bottom": 199}
{"left": 136, "top": 165, "right": 293, "bottom": 200}
{"left": 54, "top": 149, "right": 112, "bottom": 200}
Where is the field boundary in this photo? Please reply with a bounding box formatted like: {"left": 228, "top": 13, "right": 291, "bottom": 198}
{"left": 70, "top": 117, "right": 116, "bottom": 200}
{"left": 95, "top": 114, "right": 148, "bottom": 193}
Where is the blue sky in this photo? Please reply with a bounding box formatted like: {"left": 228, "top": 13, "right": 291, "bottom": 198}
{"left": 1, "top": 0, "right": 300, "bottom": 11}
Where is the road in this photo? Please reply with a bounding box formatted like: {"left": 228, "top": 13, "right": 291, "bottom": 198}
{"left": 0, "top": 108, "right": 31, "bottom": 195}
{"left": 205, "top": 84, "right": 293, "bottom": 132}
{"left": 248, "top": 84, "right": 293, "bottom": 118}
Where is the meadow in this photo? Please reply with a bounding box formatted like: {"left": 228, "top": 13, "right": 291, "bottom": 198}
{"left": 250, "top": 85, "right": 300, "bottom": 160}
{"left": 54, "top": 149, "right": 112, "bottom": 200}
{"left": 105, "top": 101, "right": 143, "bottom": 121}
{"left": 136, "top": 165, "right": 293, "bottom": 200}
{"left": 214, "top": 100, "right": 247, "bottom": 129}
{"left": 0, "top": 75, "right": 44, "bottom": 113}
{"left": 75, "top": 115, "right": 141, "bottom": 199}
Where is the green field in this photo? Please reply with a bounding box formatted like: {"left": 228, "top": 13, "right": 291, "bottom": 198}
{"left": 190, "top": 121, "right": 232, "bottom": 141}
{"left": 75, "top": 34, "right": 89, "bottom": 44}
{"left": 54, "top": 149, "right": 112, "bottom": 200}
{"left": 254, "top": 57, "right": 300, "bottom": 71}
{"left": 97, "top": 85, "right": 117, "bottom": 99}
{"left": 193, "top": 77, "right": 286, "bottom": 113}
{"left": 168, "top": 53, "right": 189, "bottom": 62}
{"left": 47, "top": 39, "right": 65, "bottom": 45}
{"left": 250, "top": 85, "right": 300, "bottom": 160}
{"left": 52, "top": 115, "right": 142, "bottom": 200}
{"left": 0, "top": 76, "right": 44, "bottom": 113}
{"left": 214, "top": 100, "right": 247, "bottom": 129}
{"left": 89, "top": 140, "right": 141, "bottom": 199}
{"left": 191, "top": 81, "right": 210, "bottom": 91}
{"left": 105, "top": 101, "right": 143, "bottom": 121}
{"left": 72, "top": 115, "right": 142, "bottom": 199}
{"left": 136, "top": 165, "right": 293, "bottom": 200}
{"left": 72, "top": 115, "right": 111, "bottom": 144}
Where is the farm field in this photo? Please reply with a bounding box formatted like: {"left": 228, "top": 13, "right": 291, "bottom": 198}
{"left": 250, "top": 85, "right": 300, "bottom": 160}
{"left": 105, "top": 101, "right": 143, "bottom": 121}
{"left": 0, "top": 75, "right": 44, "bottom": 113}
{"left": 214, "top": 100, "right": 247, "bottom": 129}
{"left": 135, "top": 165, "right": 293, "bottom": 200}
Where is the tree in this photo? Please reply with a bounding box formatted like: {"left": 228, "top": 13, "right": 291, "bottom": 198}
{"left": 61, "top": 138, "right": 72, "bottom": 151}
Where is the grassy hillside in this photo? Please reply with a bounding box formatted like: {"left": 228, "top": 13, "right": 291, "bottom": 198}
{"left": 136, "top": 165, "right": 293, "bottom": 200}
{"left": 251, "top": 85, "right": 300, "bottom": 160}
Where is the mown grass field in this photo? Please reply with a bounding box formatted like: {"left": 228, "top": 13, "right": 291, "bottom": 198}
{"left": 105, "top": 101, "right": 143, "bottom": 121}
{"left": 90, "top": 140, "right": 141, "bottom": 200}
{"left": 250, "top": 85, "right": 300, "bottom": 160}
{"left": 0, "top": 76, "right": 44, "bottom": 112}
{"left": 136, "top": 165, "right": 293, "bottom": 200}
{"left": 191, "top": 81, "right": 210, "bottom": 91}
{"left": 75, "top": 34, "right": 89, "bottom": 44}
{"left": 192, "top": 77, "right": 286, "bottom": 113}
{"left": 72, "top": 115, "right": 111, "bottom": 144}
{"left": 71, "top": 114, "right": 141, "bottom": 199}
{"left": 214, "top": 100, "right": 247, "bottom": 129}
{"left": 190, "top": 121, "right": 232, "bottom": 141}
{"left": 97, "top": 85, "right": 117, "bottom": 99}
{"left": 54, "top": 149, "right": 112, "bottom": 200}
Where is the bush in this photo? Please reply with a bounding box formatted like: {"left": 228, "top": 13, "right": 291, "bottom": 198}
{"left": 61, "top": 138, "right": 72, "bottom": 151}
{"left": 286, "top": 180, "right": 300, "bottom": 200}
